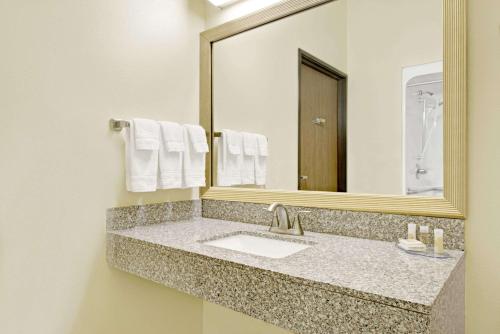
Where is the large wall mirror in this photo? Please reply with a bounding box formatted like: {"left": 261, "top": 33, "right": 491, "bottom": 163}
{"left": 200, "top": 0, "right": 466, "bottom": 218}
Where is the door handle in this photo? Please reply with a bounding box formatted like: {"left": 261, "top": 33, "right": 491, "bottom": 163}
{"left": 299, "top": 175, "right": 308, "bottom": 181}
{"left": 312, "top": 117, "right": 326, "bottom": 125}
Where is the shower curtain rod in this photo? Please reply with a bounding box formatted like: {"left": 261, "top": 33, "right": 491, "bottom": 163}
{"left": 407, "top": 79, "right": 443, "bottom": 88}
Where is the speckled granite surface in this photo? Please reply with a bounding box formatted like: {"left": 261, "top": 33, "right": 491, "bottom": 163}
{"left": 430, "top": 256, "right": 465, "bottom": 334}
{"left": 107, "top": 217, "right": 464, "bottom": 333}
{"left": 106, "top": 200, "right": 200, "bottom": 230}
{"left": 202, "top": 199, "right": 465, "bottom": 250}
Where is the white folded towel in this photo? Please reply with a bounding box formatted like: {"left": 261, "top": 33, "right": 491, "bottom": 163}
{"left": 217, "top": 129, "right": 243, "bottom": 186}
{"left": 241, "top": 132, "right": 258, "bottom": 184}
{"left": 255, "top": 134, "right": 268, "bottom": 186}
{"left": 158, "top": 121, "right": 185, "bottom": 189}
{"left": 398, "top": 239, "right": 426, "bottom": 252}
{"left": 186, "top": 124, "right": 209, "bottom": 153}
{"left": 256, "top": 133, "right": 268, "bottom": 157}
{"left": 226, "top": 130, "right": 243, "bottom": 155}
{"left": 160, "top": 121, "right": 185, "bottom": 152}
{"left": 242, "top": 132, "right": 258, "bottom": 156}
{"left": 123, "top": 119, "right": 159, "bottom": 192}
{"left": 183, "top": 124, "right": 209, "bottom": 188}
{"left": 133, "top": 118, "right": 160, "bottom": 150}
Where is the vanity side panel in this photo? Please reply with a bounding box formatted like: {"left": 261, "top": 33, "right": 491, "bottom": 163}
{"left": 430, "top": 255, "right": 465, "bottom": 334}
{"left": 107, "top": 233, "right": 431, "bottom": 334}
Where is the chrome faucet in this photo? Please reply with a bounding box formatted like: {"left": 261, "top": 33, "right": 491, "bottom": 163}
{"left": 416, "top": 163, "right": 428, "bottom": 179}
{"left": 267, "top": 203, "right": 308, "bottom": 236}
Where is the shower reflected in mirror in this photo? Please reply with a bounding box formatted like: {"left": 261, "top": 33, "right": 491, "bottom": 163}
{"left": 403, "top": 62, "right": 444, "bottom": 197}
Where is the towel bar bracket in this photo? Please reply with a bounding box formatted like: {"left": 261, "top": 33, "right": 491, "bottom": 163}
{"left": 110, "top": 119, "right": 130, "bottom": 132}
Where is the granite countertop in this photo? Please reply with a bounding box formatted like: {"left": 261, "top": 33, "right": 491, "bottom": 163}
{"left": 108, "top": 217, "right": 464, "bottom": 314}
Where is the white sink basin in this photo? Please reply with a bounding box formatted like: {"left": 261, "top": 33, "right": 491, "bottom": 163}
{"left": 202, "top": 233, "right": 311, "bottom": 259}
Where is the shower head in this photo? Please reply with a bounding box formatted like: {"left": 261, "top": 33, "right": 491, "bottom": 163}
{"left": 414, "top": 90, "right": 434, "bottom": 97}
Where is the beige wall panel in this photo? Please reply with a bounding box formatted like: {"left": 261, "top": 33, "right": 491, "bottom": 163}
{"left": 466, "top": 0, "right": 500, "bottom": 332}
{"left": 0, "top": 0, "right": 205, "bottom": 333}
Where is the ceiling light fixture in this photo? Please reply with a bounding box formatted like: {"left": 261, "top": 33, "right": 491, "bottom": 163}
{"left": 207, "top": 0, "right": 242, "bottom": 8}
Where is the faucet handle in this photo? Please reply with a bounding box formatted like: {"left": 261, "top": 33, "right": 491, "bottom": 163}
{"left": 266, "top": 202, "right": 290, "bottom": 230}
{"left": 291, "top": 210, "right": 310, "bottom": 236}
{"left": 297, "top": 211, "right": 311, "bottom": 223}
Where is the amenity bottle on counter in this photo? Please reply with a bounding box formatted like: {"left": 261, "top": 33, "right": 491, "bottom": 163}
{"left": 419, "top": 225, "right": 431, "bottom": 246}
{"left": 408, "top": 223, "right": 417, "bottom": 240}
{"left": 434, "top": 229, "right": 444, "bottom": 254}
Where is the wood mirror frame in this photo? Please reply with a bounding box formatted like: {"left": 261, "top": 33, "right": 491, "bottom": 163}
{"left": 200, "top": 0, "right": 466, "bottom": 218}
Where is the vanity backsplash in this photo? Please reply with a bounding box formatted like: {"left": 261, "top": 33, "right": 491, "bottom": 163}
{"left": 106, "top": 199, "right": 464, "bottom": 250}
{"left": 107, "top": 200, "right": 201, "bottom": 230}
{"left": 202, "top": 199, "right": 464, "bottom": 250}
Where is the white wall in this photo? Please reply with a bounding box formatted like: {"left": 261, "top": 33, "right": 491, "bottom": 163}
{"left": 466, "top": 0, "right": 500, "bottom": 331}
{"left": 346, "top": 0, "right": 442, "bottom": 194}
{"left": 0, "top": 0, "right": 205, "bottom": 333}
{"left": 212, "top": 0, "right": 347, "bottom": 190}
{"left": 1, "top": 1, "right": 499, "bottom": 334}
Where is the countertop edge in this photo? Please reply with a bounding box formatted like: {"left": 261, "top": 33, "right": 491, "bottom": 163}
{"left": 107, "top": 230, "right": 439, "bottom": 315}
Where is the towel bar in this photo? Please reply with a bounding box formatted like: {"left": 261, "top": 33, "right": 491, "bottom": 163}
{"left": 109, "top": 118, "right": 220, "bottom": 137}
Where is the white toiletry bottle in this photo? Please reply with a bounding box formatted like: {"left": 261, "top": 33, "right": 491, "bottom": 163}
{"left": 419, "top": 225, "right": 430, "bottom": 246}
{"left": 434, "top": 229, "right": 444, "bottom": 254}
{"left": 408, "top": 223, "right": 417, "bottom": 240}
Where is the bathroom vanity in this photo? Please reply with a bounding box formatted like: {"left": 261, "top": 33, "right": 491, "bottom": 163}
{"left": 107, "top": 0, "right": 467, "bottom": 332}
{"left": 106, "top": 201, "right": 464, "bottom": 334}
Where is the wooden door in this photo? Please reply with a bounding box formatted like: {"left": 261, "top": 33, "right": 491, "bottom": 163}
{"left": 299, "top": 50, "right": 346, "bottom": 192}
